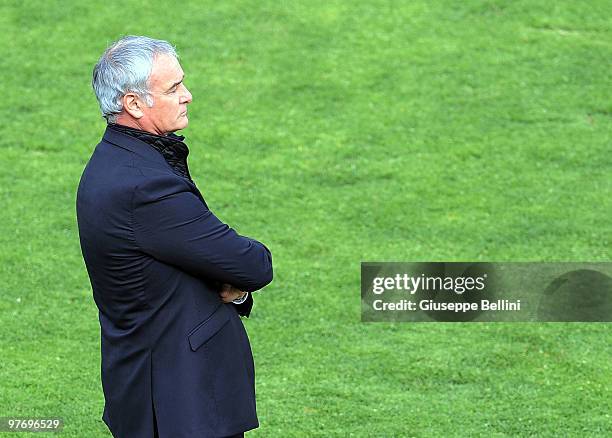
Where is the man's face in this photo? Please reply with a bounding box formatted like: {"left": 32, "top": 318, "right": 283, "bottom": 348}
{"left": 140, "top": 53, "right": 192, "bottom": 135}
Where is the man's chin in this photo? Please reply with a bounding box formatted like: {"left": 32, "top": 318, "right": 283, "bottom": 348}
{"left": 175, "top": 118, "right": 189, "bottom": 131}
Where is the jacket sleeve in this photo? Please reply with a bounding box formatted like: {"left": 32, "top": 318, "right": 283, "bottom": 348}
{"left": 132, "top": 174, "right": 273, "bottom": 292}
{"left": 233, "top": 293, "right": 254, "bottom": 317}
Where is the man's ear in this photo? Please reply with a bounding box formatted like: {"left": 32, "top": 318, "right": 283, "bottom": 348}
{"left": 122, "top": 93, "right": 144, "bottom": 119}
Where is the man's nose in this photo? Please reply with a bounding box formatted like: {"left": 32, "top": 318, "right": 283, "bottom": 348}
{"left": 180, "top": 84, "right": 193, "bottom": 104}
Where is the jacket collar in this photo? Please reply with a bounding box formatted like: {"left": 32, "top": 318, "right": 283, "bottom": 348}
{"left": 107, "top": 124, "right": 192, "bottom": 180}
{"left": 102, "top": 124, "right": 170, "bottom": 169}
{"left": 101, "top": 124, "right": 207, "bottom": 206}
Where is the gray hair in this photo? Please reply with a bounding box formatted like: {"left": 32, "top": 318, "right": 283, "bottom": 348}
{"left": 92, "top": 36, "right": 178, "bottom": 123}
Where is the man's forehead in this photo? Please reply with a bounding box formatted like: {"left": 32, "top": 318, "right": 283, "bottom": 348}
{"left": 150, "top": 54, "right": 184, "bottom": 84}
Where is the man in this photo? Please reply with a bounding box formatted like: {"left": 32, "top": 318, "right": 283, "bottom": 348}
{"left": 76, "top": 36, "right": 273, "bottom": 438}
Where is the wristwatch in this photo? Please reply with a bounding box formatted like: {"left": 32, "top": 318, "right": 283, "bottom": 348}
{"left": 232, "top": 292, "right": 249, "bottom": 305}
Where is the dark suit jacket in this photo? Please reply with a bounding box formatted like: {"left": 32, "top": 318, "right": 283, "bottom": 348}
{"left": 76, "top": 126, "right": 273, "bottom": 438}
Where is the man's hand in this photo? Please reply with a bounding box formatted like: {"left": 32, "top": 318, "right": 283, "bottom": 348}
{"left": 219, "top": 283, "right": 247, "bottom": 303}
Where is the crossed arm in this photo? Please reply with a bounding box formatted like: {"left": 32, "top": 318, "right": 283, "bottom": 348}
{"left": 132, "top": 174, "right": 273, "bottom": 308}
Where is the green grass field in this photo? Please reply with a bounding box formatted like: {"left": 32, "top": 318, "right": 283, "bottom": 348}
{"left": 1, "top": 1, "right": 610, "bottom": 436}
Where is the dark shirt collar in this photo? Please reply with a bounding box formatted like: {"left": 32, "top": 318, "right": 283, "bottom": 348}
{"left": 108, "top": 123, "right": 192, "bottom": 180}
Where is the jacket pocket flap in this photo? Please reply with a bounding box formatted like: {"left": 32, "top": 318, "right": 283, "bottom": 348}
{"left": 188, "top": 305, "right": 230, "bottom": 351}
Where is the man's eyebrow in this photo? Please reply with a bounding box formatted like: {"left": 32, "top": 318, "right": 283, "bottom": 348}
{"left": 166, "top": 75, "right": 185, "bottom": 91}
